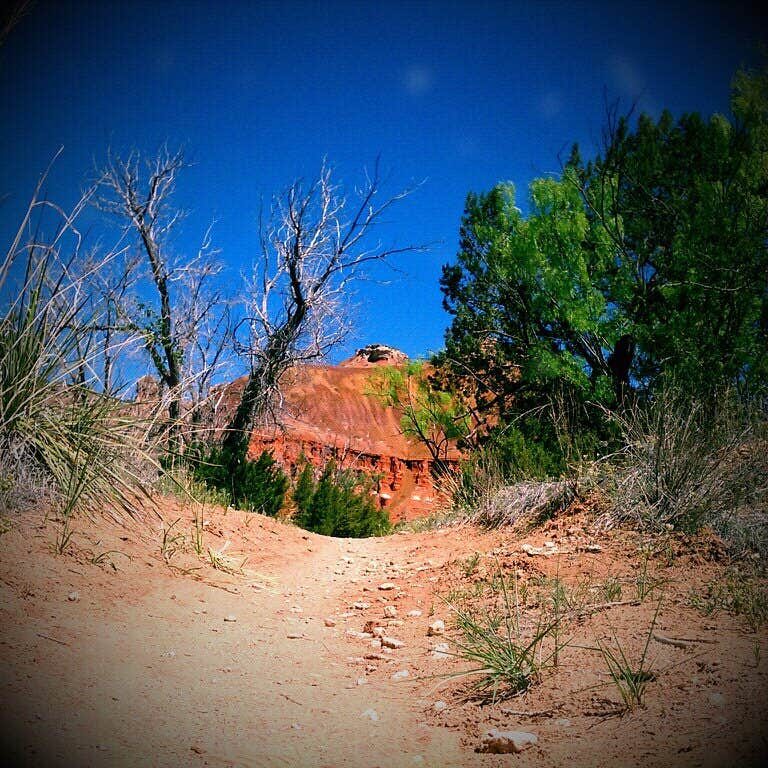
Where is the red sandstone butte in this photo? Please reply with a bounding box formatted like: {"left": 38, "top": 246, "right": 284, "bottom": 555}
{"left": 241, "top": 344, "right": 460, "bottom": 523}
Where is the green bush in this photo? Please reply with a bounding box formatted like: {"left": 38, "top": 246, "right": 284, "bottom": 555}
{"left": 293, "top": 459, "right": 390, "bottom": 538}
{"left": 185, "top": 441, "right": 288, "bottom": 517}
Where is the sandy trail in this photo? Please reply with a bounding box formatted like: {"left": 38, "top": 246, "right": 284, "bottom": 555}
{"left": 2, "top": 502, "right": 766, "bottom": 768}
{"left": 0, "top": 511, "right": 469, "bottom": 768}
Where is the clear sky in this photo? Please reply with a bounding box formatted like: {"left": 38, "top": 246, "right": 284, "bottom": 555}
{"left": 1, "top": 0, "right": 764, "bottom": 365}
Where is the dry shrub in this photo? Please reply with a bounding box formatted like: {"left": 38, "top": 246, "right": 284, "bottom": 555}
{"left": 473, "top": 480, "right": 577, "bottom": 528}
{"left": 605, "top": 387, "right": 768, "bottom": 555}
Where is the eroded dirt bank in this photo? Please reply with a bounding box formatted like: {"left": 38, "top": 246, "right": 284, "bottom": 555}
{"left": 1, "top": 500, "right": 766, "bottom": 767}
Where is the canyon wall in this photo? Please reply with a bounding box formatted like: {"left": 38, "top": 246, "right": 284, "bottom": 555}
{"left": 240, "top": 345, "right": 460, "bottom": 523}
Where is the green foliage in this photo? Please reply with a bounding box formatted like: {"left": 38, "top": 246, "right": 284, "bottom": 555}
{"left": 577, "top": 73, "right": 768, "bottom": 395}
{"left": 367, "top": 360, "right": 469, "bottom": 470}
{"left": 293, "top": 459, "right": 391, "bottom": 538}
{"left": 185, "top": 441, "right": 288, "bottom": 517}
{"left": 439, "top": 64, "right": 768, "bottom": 487}
{"left": 487, "top": 423, "right": 569, "bottom": 480}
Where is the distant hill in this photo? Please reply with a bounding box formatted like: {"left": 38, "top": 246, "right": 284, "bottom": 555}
{"left": 223, "top": 345, "right": 460, "bottom": 522}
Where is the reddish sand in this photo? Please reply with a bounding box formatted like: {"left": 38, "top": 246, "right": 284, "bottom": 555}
{"left": 0, "top": 499, "right": 766, "bottom": 767}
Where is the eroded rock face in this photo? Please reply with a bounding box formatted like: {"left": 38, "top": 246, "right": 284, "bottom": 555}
{"left": 242, "top": 346, "right": 459, "bottom": 522}
{"left": 150, "top": 344, "right": 460, "bottom": 522}
{"left": 341, "top": 344, "right": 409, "bottom": 368}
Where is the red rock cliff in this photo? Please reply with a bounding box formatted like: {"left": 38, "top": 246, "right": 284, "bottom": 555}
{"left": 237, "top": 345, "right": 460, "bottom": 522}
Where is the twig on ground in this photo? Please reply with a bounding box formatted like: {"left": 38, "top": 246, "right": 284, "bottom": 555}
{"left": 37, "top": 632, "right": 69, "bottom": 647}
{"left": 652, "top": 633, "right": 716, "bottom": 648}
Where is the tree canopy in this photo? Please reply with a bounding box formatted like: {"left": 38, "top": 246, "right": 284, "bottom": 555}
{"left": 439, "top": 64, "right": 768, "bottom": 460}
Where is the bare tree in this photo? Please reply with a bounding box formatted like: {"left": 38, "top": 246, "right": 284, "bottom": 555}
{"left": 94, "top": 147, "right": 229, "bottom": 450}
{"left": 224, "top": 159, "right": 424, "bottom": 454}
{"left": 174, "top": 229, "right": 234, "bottom": 436}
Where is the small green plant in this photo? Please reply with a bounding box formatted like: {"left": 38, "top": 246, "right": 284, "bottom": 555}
{"left": 461, "top": 552, "right": 481, "bottom": 577}
{"left": 444, "top": 569, "right": 566, "bottom": 701}
{"left": 689, "top": 570, "right": 768, "bottom": 633}
{"left": 192, "top": 507, "right": 205, "bottom": 557}
{"left": 594, "top": 602, "right": 661, "bottom": 710}
{"left": 601, "top": 576, "right": 623, "bottom": 603}
{"left": 161, "top": 517, "right": 186, "bottom": 564}
{"left": 87, "top": 544, "right": 130, "bottom": 571}
{"left": 0, "top": 515, "right": 11, "bottom": 536}
{"left": 54, "top": 517, "right": 75, "bottom": 555}
{"left": 634, "top": 548, "right": 665, "bottom": 602}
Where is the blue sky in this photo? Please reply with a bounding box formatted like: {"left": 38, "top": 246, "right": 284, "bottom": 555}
{"left": 1, "top": 0, "right": 764, "bottom": 365}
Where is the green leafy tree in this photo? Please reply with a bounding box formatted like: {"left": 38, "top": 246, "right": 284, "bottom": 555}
{"left": 439, "top": 173, "right": 621, "bottom": 468}
{"left": 292, "top": 457, "right": 316, "bottom": 527}
{"left": 367, "top": 360, "right": 472, "bottom": 473}
{"left": 440, "top": 64, "right": 768, "bottom": 459}
{"left": 294, "top": 459, "right": 390, "bottom": 538}
{"left": 574, "top": 64, "right": 767, "bottom": 395}
{"left": 187, "top": 443, "right": 288, "bottom": 516}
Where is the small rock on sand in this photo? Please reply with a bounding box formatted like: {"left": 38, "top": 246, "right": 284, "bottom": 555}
{"left": 431, "top": 643, "right": 451, "bottom": 659}
{"left": 427, "top": 620, "right": 445, "bottom": 636}
{"left": 477, "top": 729, "right": 537, "bottom": 754}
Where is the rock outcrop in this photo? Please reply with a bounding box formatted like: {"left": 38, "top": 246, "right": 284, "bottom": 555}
{"left": 143, "top": 344, "right": 461, "bottom": 522}
{"left": 239, "top": 346, "right": 459, "bottom": 522}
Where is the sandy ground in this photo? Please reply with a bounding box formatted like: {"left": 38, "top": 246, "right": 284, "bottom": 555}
{"left": 0, "top": 498, "right": 766, "bottom": 768}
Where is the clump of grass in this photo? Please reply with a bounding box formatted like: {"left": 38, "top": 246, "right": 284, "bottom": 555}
{"left": 87, "top": 544, "right": 130, "bottom": 571}
{"left": 207, "top": 541, "right": 247, "bottom": 574}
{"left": 474, "top": 481, "right": 577, "bottom": 529}
{"left": 157, "top": 465, "right": 232, "bottom": 508}
{"left": 601, "top": 576, "right": 623, "bottom": 603}
{"left": 594, "top": 602, "right": 661, "bottom": 710}
{"left": 444, "top": 569, "right": 567, "bottom": 702}
{"left": 191, "top": 506, "right": 206, "bottom": 557}
{"left": 603, "top": 386, "right": 768, "bottom": 554}
{"left": 394, "top": 506, "right": 468, "bottom": 532}
{"left": 1, "top": 173, "right": 155, "bottom": 526}
{"left": 160, "top": 517, "right": 186, "bottom": 564}
{"left": 461, "top": 552, "right": 481, "bottom": 577}
{"left": 689, "top": 570, "right": 768, "bottom": 633}
{"left": 633, "top": 547, "right": 666, "bottom": 602}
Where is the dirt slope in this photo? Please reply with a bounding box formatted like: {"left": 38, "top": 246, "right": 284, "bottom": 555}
{"left": 0, "top": 501, "right": 766, "bottom": 767}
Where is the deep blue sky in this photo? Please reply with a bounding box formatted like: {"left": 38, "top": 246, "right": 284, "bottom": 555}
{"left": 1, "top": 0, "right": 764, "bottom": 365}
